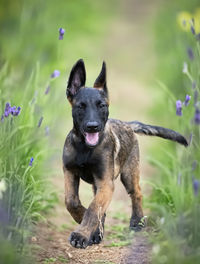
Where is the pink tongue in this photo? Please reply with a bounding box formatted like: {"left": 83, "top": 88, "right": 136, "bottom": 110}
{"left": 85, "top": 132, "right": 99, "bottom": 145}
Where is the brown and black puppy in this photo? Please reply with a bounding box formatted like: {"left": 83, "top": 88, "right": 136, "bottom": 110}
{"left": 63, "top": 59, "right": 188, "bottom": 249}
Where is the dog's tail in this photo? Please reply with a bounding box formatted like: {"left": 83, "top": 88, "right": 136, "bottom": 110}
{"left": 128, "top": 121, "right": 188, "bottom": 147}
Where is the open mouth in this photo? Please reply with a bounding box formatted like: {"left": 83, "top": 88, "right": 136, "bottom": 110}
{"left": 84, "top": 132, "right": 99, "bottom": 146}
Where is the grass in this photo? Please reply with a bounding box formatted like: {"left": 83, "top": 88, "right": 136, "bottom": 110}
{"left": 0, "top": 63, "right": 58, "bottom": 260}
{"left": 105, "top": 223, "right": 134, "bottom": 247}
{"left": 42, "top": 256, "right": 69, "bottom": 264}
{"left": 148, "top": 2, "right": 200, "bottom": 263}
{"left": 93, "top": 261, "right": 116, "bottom": 264}
{"left": 110, "top": 211, "right": 129, "bottom": 223}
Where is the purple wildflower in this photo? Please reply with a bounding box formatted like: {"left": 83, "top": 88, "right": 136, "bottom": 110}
{"left": 4, "top": 112, "right": 9, "bottom": 117}
{"left": 3, "top": 103, "right": 21, "bottom": 118}
{"left": 187, "top": 47, "right": 194, "bottom": 60}
{"left": 38, "top": 116, "right": 43, "bottom": 128}
{"left": 192, "top": 178, "right": 199, "bottom": 196}
{"left": 59, "top": 28, "right": 65, "bottom": 40}
{"left": 176, "top": 100, "right": 182, "bottom": 116}
{"left": 11, "top": 106, "right": 16, "bottom": 114}
{"left": 29, "top": 157, "right": 34, "bottom": 166}
{"left": 1, "top": 115, "right": 4, "bottom": 122}
{"left": 16, "top": 106, "right": 21, "bottom": 115}
{"left": 11, "top": 106, "right": 21, "bottom": 116}
{"left": 191, "top": 25, "right": 195, "bottom": 35}
{"left": 194, "top": 108, "right": 200, "bottom": 124}
{"left": 4, "top": 102, "right": 11, "bottom": 117}
{"left": 5, "top": 102, "right": 11, "bottom": 109}
{"left": 184, "top": 94, "right": 191, "bottom": 106}
{"left": 51, "top": 70, "right": 60, "bottom": 78}
{"left": 45, "top": 85, "right": 50, "bottom": 95}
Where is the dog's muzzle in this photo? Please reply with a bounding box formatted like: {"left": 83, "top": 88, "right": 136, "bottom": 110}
{"left": 84, "top": 121, "right": 101, "bottom": 146}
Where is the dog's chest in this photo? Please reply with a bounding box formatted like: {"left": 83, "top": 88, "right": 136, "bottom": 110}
{"left": 78, "top": 155, "right": 104, "bottom": 184}
{"left": 65, "top": 149, "right": 104, "bottom": 184}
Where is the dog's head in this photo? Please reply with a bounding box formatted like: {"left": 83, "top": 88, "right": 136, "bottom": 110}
{"left": 66, "top": 59, "right": 109, "bottom": 148}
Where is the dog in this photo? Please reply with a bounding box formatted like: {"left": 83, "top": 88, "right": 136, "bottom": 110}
{"left": 62, "top": 59, "right": 188, "bottom": 249}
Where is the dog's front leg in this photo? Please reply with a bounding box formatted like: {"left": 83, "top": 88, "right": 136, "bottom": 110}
{"left": 64, "top": 167, "right": 86, "bottom": 224}
{"left": 69, "top": 176, "right": 114, "bottom": 248}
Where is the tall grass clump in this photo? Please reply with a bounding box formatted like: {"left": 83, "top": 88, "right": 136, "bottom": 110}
{"left": 0, "top": 62, "right": 59, "bottom": 262}
{"left": 149, "top": 3, "right": 200, "bottom": 264}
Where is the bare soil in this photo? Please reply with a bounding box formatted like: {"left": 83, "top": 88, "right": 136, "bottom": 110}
{"left": 32, "top": 223, "right": 152, "bottom": 264}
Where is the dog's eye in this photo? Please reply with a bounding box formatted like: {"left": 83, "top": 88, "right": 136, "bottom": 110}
{"left": 97, "top": 101, "right": 106, "bottom": 108}
{"left": 99, "top": 103, "right": 106, "bottom": 108}
{"left": 77, "top": 103, "right": 86, "bottom": 109}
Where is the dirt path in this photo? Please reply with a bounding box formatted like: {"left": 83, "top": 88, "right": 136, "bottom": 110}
{"left": 32, "top": 0, "right": 159, "bottom": 263}
{"left": 32, "top": 167, "right": 152, "bottom": 264}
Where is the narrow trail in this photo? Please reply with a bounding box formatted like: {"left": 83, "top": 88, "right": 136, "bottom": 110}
{"left": 32, "top": 1, "right": 159, "bottom": 263}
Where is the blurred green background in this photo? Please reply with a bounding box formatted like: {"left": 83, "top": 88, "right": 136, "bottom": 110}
{"left": 0, "top": 0, "right": 200, "bottom": 263}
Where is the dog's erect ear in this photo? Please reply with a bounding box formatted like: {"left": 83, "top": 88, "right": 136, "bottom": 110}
{"left": 94, "top": 61, "right": 108, "bottom": 97}
{"left": 66, "top": 59, "right": 86, "bottom": 102}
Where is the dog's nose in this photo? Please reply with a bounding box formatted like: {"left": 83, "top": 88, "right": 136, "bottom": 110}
{"left": 86, "top": 121, "right": 99, "bottom": 131}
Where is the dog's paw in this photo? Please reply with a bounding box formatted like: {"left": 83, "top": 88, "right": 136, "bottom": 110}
{"left": 130, "top": 216, "right": 147, "bottom": 231}
{"left": 89, "top": 226, "right": 104, "bottom": 245}
{"left": 69, "top": 232, "right": 89, "bottom": 249}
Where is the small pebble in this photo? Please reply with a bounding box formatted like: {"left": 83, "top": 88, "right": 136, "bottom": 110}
{"left": 67, "top": 252, "right": 72, "bottom": 258}
{"left": 31, "top": 236, "right": 37, "bottom": 242}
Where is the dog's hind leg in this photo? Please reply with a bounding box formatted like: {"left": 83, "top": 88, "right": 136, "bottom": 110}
{"left": 120, "top": 142, "right": 145, "bottom": 231}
